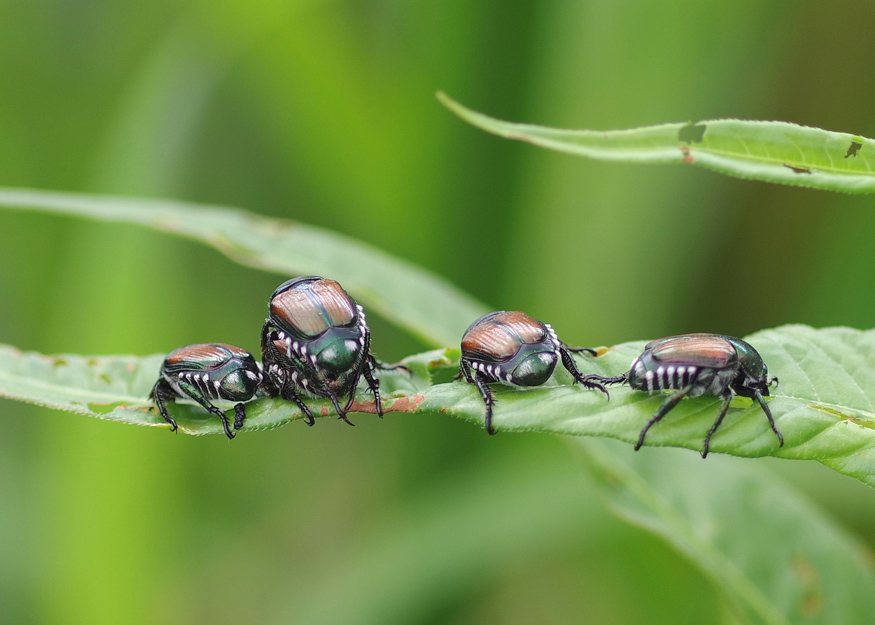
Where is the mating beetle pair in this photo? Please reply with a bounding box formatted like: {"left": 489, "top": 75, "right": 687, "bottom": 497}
{"left": 152, "top": 276, "right": 400, "bottom": 437}
{"left": 460, "top": 317, "right": 783, "bottom": 458}
{"left": 261, "top": 276, "right": 404, "bottom": 426}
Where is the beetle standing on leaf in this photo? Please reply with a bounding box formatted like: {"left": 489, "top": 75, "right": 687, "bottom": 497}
{"left": 261, "top": 276, "right": 406, "bottom": 426}
{"left": 624, "top": 334, "right": 783, "bottom": 458}
{"left": 458, "top": 311, "right": 622, "bottom": 435}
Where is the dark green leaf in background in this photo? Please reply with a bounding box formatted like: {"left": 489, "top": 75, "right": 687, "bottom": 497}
{"left": 579, "top": 439, "right": 875, "bottom": 625}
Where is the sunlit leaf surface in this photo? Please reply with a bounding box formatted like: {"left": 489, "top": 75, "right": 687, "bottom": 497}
{"left": 439, "top": 92, "right": 875, "bottom": 193}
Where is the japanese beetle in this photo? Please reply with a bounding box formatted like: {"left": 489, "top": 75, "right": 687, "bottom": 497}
{"left": 459, "top": 311, "right": 621, "bottom": 435}
{"left": 261, "top": 276, "right": 399, "bottom": 426}
{"left": 150, "top": 343, "right": 264, "bottom": 439}
{"left": 626, "top": 333, "right": 783, "bottom": 458}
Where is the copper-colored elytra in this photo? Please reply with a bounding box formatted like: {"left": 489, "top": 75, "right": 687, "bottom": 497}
{"left": 463, "top": 311, "right": 547, "bottom": 356}
{"left": 651, "top": 334, "right": 736, "bottom": 366}
{"left": 272, "top": 279, "right": 355, "bottom": 336}
{"left": 310, "top": 280, "right": 356, "bottom": 326}
{"left": 166, "top": 343, "right": 239, "bottom": 365}
{"left": 493, "top": 311, "right": 547, "bottom": 343}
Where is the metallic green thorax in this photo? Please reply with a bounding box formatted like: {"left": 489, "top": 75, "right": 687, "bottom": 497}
{"left": 724, "top": 336, "right": 770, "bottom": 397}
{"left": 503, "top": 346, "right": 557, "bottom": 387}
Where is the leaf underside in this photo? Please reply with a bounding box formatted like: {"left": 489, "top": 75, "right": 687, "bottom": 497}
{"left": 3, "top": 324, "right": 875, "bottom": 489}
{"left": 437, "top": 92, "right": 875, "bottom": 194}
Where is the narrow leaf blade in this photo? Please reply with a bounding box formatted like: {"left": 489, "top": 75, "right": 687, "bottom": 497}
{"left": 0, "top": 187, "right": 488, "bottom": 347}
{"left": 438, "top": 92, "right": 875, "bottom": 193}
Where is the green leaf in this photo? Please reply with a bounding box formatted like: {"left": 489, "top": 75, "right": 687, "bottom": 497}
{"left": 0, "top": 187, "right": 487, "bottom": 347}
{"left": 437, "top": 92, "right": 875, "bottom": 194}
{"left": 0, "top": 344, "right": 454, "bottom": 434}
{"left": 5, "top": 325, "right": 875, "bottom": 490}
{"left": 579, "top": 438, "right": 875, "bottom": 625}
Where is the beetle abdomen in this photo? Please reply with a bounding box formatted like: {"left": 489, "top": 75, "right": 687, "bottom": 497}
{"left": 171, "top": 370, "right": 225, "bottom": 400}
{"left": 629, "top": 359, "right": 702, "bottom": 393}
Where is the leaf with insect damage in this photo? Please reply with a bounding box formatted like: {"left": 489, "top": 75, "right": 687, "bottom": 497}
{"left": 438, "top": 92, "right": 875, "bottom": 194}
{"left": 4, "top": 325, "right": 875, "bottom": 490}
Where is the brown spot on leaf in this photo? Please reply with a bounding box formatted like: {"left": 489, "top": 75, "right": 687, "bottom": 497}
{"left": 679, "top": 146, "right": 694, "bottom": 163}
{"left": 387, "top": 395, "right": 425, "bottom": 413}
{"left": 343, "top": 394, "right": 423, "bottom": 415}
{"left": 784, "top": 164, "right": 812, "bottom": 174}
{"left": 845, "top": 141, "right": 862, "bottom": 158}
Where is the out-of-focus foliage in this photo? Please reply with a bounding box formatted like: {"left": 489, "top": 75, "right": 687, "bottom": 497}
{"left": 0, "top": 187, "right": 488, "bottom": 346}
{"left": 2, "top": 1, "right": 875, "bottom": 624}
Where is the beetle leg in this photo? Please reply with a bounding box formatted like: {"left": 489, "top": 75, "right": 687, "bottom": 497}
{"left": 260, "top": 321, "right": 277, "bottom": 367}
{"left": 469, "top": 371, "right": 497, "bottom": 435}
{"left": 754, "top": 392, "right": 784, "bottom": 448}
{"left": 559, "top": 345, "right": 622, "bottom": 398}
{"left": 177, "top": 378, "right": 235, "bottom": 440}
{"left": 261, "top": 325, "right": 287, "bottom": 396}
{"left": 327, "top": 390, "right": 354, "bottom": 426}
{"left": 281, "top": 382, "right": 315, "bottom": 426}
{"left": 564, "top": 344, "right": 598, "bottom": 357}
{"left": 361, "top": 356, "right": 384, "bottom": 418}
{"left": 150, "top": 380, "right": 178, "bottom": 433}
{"left": 635, "top": 383, "right": 695, "bottom": 451}
{"left": 372, "top": 359, "right": 411, "bottom": 375}
{"left": 700, "top": 391, "right": 734, "bottom": 458}
{"left": 458, "top": 359, "right": 475, "bottom": 383}
{"left": 233, "top": 403, "right": 247, "bottom": 431}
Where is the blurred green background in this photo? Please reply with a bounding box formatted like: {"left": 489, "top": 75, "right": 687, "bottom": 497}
{"left": 1, "top": 1, "right": 875, "bottom": 623}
